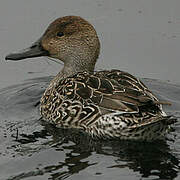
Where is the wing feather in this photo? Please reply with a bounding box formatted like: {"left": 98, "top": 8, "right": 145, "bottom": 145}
{"left": 62, "top": 70, "right": 160, "bottom": 114}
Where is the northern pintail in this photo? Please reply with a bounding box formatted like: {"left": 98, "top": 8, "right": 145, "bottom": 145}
{"left": 6, "top": 16, "right": 175, "bottom": 141}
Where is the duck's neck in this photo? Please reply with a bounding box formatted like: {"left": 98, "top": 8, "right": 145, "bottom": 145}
{"left": 62, "top": 61, "right": 95, "bottom": 77}
{"left": 50, "top": 58, "right": 96, "bottom": 87}
{"left": 49, "top": 39, "right": 100, "bottom": 86}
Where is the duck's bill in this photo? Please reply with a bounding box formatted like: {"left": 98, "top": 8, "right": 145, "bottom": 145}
{"left": 5, "top": 40, "right": 49, "bottom": 61}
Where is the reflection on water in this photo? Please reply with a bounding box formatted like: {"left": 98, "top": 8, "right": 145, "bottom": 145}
{"left": 0, "top": 77, "right": 180, "bottom": 180}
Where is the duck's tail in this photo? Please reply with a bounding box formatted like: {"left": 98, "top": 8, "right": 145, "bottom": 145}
{"left": 124, "top": 116, "right": 177, "bottom": 141}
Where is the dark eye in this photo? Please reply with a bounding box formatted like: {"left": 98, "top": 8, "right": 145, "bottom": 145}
{"left": 57, "top": 32, "right": 64, "bottom": 37}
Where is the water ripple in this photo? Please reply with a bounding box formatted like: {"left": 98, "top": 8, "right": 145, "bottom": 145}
{"left": 0, "top": 77, "right": 180, "bottom": 180}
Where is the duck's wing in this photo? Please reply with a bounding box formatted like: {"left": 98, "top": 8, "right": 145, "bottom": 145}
{"left": 59, "top": 70, "right": 162, "bottom": 115}
{"left": 95, "top": 70, "right": 160, "bottom": 113}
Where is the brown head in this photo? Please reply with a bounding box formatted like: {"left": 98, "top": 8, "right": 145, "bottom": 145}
{"left": 6, "top": 16, "right": 100, "bottom": 76}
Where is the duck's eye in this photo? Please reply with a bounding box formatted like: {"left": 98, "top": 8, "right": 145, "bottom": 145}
{"left": 57, "top": 32, "right": 64, "bottom": 37}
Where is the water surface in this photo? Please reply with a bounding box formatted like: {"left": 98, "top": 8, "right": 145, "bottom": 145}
{"left": 0, "top": 77, "right": 180, "bottom": 180}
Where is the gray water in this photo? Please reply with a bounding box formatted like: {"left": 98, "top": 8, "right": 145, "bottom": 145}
{"left": 0, "top": 0, "right": 180, "bottom": 179}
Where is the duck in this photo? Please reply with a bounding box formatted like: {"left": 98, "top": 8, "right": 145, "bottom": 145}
{"left": 5, "top": 16, "right": 175, "bottom": 141}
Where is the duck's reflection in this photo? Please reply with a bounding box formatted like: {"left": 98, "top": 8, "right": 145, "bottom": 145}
{"left": 15, "top": 122, "right": 179, "bottom": 180}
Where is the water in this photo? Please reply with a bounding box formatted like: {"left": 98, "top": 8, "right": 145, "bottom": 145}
{"left": 0, "top": 77, "right": 180, "bottom": 180}
{"left": 1, "top": 0, "right": 180, "bottom": 179}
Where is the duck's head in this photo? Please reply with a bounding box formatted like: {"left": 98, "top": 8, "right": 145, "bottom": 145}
{"left": 6, "top": 16, "right": 100, "bottom": 73}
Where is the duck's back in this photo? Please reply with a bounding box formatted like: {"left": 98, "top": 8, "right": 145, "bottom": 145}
{"left": 40, "top": 70, "right": 174, "bottom": 140}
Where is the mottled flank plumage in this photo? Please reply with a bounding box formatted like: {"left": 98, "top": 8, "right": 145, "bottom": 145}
{"left": 6, "top": 16, "right": 176, "bottom": 141}
{"left": 40, "top": 69, "right": 173, "bottom": 140}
